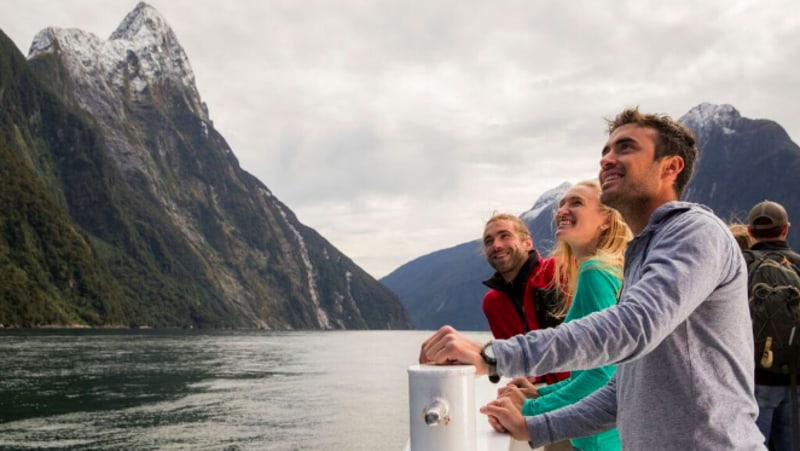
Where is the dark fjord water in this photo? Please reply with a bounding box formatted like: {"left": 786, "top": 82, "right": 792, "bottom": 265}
{"left": 0, "top": 329, "right": 489, "bottom": 450}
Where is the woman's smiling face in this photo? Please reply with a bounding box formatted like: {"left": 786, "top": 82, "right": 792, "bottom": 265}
{"left": 555, "top": 184, "right": 609, "bottom": 258}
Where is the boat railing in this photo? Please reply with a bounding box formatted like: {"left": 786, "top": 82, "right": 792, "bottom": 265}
{"left": 404, "top": 364, "right": 537, "bottom": 451}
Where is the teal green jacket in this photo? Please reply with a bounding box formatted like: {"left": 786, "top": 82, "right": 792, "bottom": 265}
{"left": 521, "top": 259, "right": 621, "bottom": 451}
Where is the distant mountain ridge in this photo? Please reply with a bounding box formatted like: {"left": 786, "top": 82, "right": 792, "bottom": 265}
{"left": 383, "top": 103, "right": 800, "bottom": 330}
{"left": 0, "top": 2, "right": 410, "bottom": 329}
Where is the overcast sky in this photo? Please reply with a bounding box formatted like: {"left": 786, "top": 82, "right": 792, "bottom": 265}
{"left": 2, "top": 0, "right": 799, "bottom": 278}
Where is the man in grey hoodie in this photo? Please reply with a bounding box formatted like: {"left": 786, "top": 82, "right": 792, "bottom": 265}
{"left": 420, "top": 108, "right": 765, "bottom": 450}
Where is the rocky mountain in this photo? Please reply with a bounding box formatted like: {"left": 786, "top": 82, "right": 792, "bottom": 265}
{"left": 383, "top": 103, "right": 800, "bottom": 330}
{"left": 679, "top": 103, "right": 800, "bottom": 223}
{"left": 0, "top": 3, "right": 410, "bottom": 329}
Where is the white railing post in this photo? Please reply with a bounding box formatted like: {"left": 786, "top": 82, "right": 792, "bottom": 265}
{"left": 407, "top": 364, "right": 477, "bottom": 451}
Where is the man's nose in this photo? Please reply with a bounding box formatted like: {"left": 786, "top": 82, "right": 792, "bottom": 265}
{"left": 600, "top": 149, "right": 618, "bottom": 170}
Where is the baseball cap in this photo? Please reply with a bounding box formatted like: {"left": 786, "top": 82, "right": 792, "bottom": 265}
{"left": 747, "top": 200, "right": 789, "bottom": 230}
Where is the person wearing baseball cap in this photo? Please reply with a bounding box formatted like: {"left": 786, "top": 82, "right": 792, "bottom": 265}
{"left": 746, "top": 199, "right": 800, "bottom": 450}
{"left": 747, "top": 200, "right": 790, "bottom": 233}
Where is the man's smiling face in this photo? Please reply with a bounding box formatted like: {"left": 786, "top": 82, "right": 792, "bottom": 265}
{"left": 599, "top": 124, "right": 662, "bottom": 210}
{"left": 483, "top": 219, "right": 532, "bottom": 280}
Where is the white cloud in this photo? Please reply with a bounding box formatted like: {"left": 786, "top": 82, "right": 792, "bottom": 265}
{"left": 2, "top": 0, "right": 798, "bottom": 278}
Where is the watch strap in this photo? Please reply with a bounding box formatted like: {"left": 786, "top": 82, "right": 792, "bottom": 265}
{"left": 480, "top": 342, "right": 500, "bottom": 383}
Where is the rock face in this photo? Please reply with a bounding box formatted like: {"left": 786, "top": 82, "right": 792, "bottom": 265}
{"left": 0, "top": 3, "right": 410, "bottom": 329}
{"left": 680, "top": 103, "right": 800, "bottom": 225}
{"left": 385, "top": 103, "right": 800, "bottom": 330}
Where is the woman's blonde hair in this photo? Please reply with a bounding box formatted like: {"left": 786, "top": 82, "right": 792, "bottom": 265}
{"left": 550, "top": 180, "right": 632, "bottom": 318}
{"left": 728, "top": 222, "right": 752, "bottom": 251}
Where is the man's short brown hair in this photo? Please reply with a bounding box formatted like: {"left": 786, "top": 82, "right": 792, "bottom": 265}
{"left": 606, "top": 108, "right": 699, "bottom": 198}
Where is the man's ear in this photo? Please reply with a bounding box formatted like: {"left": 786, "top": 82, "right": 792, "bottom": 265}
{"left": 662, "top": 155, "right": 684, "bottom": 179}
{"left": 523, "top": 237, "right": 533, "bottom": 251}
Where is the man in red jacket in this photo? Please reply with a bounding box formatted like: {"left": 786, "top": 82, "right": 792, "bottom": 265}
{"left": 481, "top": 213, "right": 568, "bottom": 384}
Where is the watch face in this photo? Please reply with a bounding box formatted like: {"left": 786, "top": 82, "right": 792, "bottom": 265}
{"left": 482, "top": 342, "right": 496, "bottom": 361}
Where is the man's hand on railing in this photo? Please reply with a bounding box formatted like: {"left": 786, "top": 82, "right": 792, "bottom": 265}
{"left": 418, "top": 325, "right": 488, "bottom": 375}
{"left": 480, "top": 397, "right": 531, "bottom": 441}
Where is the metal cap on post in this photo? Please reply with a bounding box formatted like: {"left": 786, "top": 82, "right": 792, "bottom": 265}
{"left": 407, "top": 364, "right": 476, "bottom": 451}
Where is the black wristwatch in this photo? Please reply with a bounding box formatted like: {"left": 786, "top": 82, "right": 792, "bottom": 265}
{"left": 480, "top": 342, "right": 500, "bottom": 383}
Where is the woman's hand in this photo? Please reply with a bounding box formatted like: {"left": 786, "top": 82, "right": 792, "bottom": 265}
{"left": 496, "top": 384, "right": 526, "bottom": 411}
{"left": 506, "top": 376, "right": 540, "bottom": 398}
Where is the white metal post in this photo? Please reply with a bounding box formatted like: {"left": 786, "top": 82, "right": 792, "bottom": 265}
{"left": 407, "top": 364, "right": 477, "bottom": 451}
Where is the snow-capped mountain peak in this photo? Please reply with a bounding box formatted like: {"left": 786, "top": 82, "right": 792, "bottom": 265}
{"left": 520, "top": 181, "right": 571, "bottom": 222}
{"left": 110, "top": 2, "right": 170, "bottom": 41}
{"left": 28, "top": 2, "right": 205, "bottom": 120}
{"left": 680, "top": 103, "right": 741, "bottom": 141}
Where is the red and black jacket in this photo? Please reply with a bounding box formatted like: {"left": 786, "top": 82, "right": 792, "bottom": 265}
{"left": 482, "top": 250, "right": 569, "bottom": 384}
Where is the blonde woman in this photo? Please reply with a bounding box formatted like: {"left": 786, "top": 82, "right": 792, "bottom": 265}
{"left": 497, "top": 180, "right": 631, "bottom": 451}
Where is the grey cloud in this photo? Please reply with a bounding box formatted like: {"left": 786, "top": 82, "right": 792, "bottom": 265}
{"left": 2, "top": 0, "right": 799, "bottom": 277}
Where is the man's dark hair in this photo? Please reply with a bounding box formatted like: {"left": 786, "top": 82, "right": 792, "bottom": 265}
{"left": 748, "top": 217, "right": 785, "bottom": 240}
{"left": 606, "top": 108, "right": 699, "bottom": 198}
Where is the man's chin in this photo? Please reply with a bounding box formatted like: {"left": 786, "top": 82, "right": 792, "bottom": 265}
{"left": 600, "top": 190, "right": 621, "bottom": 207}
{"left": 490, "top": 261, "right": 516, "bottom": 274}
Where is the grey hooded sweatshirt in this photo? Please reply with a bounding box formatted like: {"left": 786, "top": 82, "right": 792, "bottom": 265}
{"left": 493, "top": 202, "right": 765, "bottom": 450}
